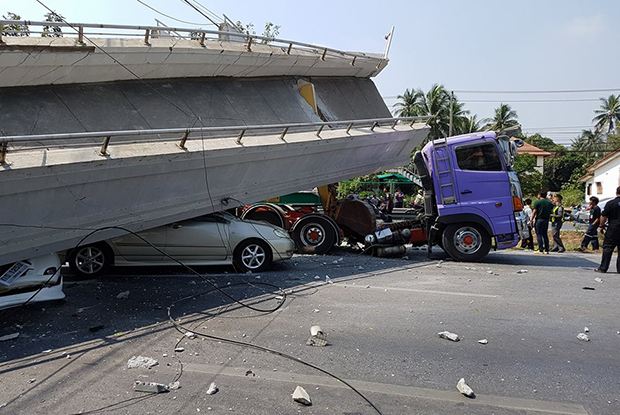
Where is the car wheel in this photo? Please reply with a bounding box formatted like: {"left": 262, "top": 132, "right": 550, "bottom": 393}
{"left": 441, "top": 223, "right": 491, "bottom": 262}
{"left": 68, "top": 243, "right": 113, "bottom": 278}
{"left": 291, "top": 216, "right": 337, "bottom": 255}
{"left": 233, "top": 239, "right": 273, "bottom": 273}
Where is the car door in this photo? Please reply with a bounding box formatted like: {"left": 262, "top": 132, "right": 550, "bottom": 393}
{"left": 111, "top": 227, "right": 166, "bottom": 263}
{"left": 452, "top": 141, "right": 515, "bottom": 235}
{"left": 164, "top": 215, "right": 229, "bottom": 262}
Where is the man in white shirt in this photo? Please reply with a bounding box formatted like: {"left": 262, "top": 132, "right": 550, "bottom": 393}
{"left": 520, "top": 198, "right": 534, "bottom": 249}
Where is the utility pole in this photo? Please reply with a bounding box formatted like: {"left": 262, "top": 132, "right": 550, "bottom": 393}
{"left": 448, "top": 91, "right": 454, "bottom": 137}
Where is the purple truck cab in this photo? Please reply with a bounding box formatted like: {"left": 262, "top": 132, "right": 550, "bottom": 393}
{"left": 413, "top": 131, "right": 529, "bottom": 261}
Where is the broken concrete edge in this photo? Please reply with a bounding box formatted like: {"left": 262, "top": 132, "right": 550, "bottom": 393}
{"left": 292, "top": 386, "right": 312, "bottom": 406}
{"left": 127, "top": 355, "right": 159, "bottom": 369}
{"left": 438, "top": 331, "right": 460, "bottom": 342}
{"left": 134, "top": 381, "right": 169, "bottom": 394}
{"left": 456, "top": 378, "right": 475, "bottom": 398}
{"left": 206, "top": 382, "right": 218, "bottom": 395}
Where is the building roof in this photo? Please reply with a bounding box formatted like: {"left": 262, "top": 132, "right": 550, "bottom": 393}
{"left": 510, "top": 138, "right": 552, "bottom": 157}
{"left": 584, "top": 148, "right": 620, "bottom": 173}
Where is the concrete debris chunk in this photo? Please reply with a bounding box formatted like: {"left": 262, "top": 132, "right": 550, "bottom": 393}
{"left": 312, "top": 309, "right": 320, "bottom": 313}
{"left": 594, "top": 277, "right": 603, "bottom": 283}
{"left": 185, "top": 332, "right": 197, "bottom": 339}
{"left": 456, "top": 378, "right": 475, "bottom": 398}
{"left": 28, "top": 378, "right": 36, "bottom": 384}
{"left": 206, "top": 382, "right": 218, "bottom": 395}
{"left": 292, "top": 386, "right": 312, "bottom": 406}
{"left": 306, "top": 325, "right": 328, "bottom": 347}
{"left": 127, "top": 356, "right": 159, "bottom": 369}
{"left": 478, "top": 339, "right": 488, "bottom": 344}
{"left": 168, "top": 381, "right": 181, "bottom": 390}
{"left": 517, "top": 269, "right": 528, "bottom": 274}
{"left": 116, "top": 290, "right": 130, "bottom": 299}
{"left": 0, "top": 333, "right": 19, "bottom": 342}
{"left": 584, "top": 327, "right": 590, "bottom": 333}
{"left": 325, "top": 275, "right": 333, "bottom": 284}
{"left": 577, "top": 333, "right": 590, "bottom": 342}
{"left": 134, "top": 381, "right": 169, "bottom": 394}
{"left": 438, "top": 331, "right": 460, "bottom": 342}
{"left": 487, "top": 271, "right": 493, "bottom": 274}
{"left": 175, "top": 347, "right": 185, "bottom": 353}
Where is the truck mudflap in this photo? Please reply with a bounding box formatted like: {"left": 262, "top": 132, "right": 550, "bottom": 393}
{"left": 514, "top": 211, "right": 529, "bottom": 240}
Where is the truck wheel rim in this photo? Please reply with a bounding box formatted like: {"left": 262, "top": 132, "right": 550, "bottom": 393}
{"left": 241, "top": 244, "right": 266, "bottom": 269}
{"left": 301, "top": 224, "right": 324, "bottom": 245}
{"left": 453, "top": 227, "right": 482, "bottom": 255}
{"left": 75, "top": 247, "right": 105, "bottom": 274}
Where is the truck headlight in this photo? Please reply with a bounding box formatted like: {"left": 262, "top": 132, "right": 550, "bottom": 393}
{"left": 273, "top": 229, "right": 289, "bottom": 239}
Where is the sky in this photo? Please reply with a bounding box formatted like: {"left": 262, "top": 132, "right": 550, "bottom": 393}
{"left": 2, "top": 0, "right": 619, "bottom": 145}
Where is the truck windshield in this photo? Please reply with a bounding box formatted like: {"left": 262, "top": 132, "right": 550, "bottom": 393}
{"left": 455, "top": 143, "right": 503, "bottom": 171}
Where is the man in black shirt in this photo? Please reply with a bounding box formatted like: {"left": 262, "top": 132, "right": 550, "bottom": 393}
{"left": 578, "top": 196, "right": 600, "bottom": 251}
{"left": 596, "top": 187, "right": 620, "bottom": 273}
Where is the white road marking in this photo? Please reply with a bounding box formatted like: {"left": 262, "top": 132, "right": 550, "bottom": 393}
{"left": 336, "top": 283, "right": 499, "bottom": 298}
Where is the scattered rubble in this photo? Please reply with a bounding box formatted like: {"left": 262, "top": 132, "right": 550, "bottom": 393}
{"left": 517, "top": 269, "right": 528, "bottom": 274}
{"left": 438, "top": 331, "right": 460, "bottom": 342}
{"left": 595, "top": 277, "right": 603, "bottom": 283}
{"left": 478, "top": 339, "right": 488, "bottom": 345}
{"left": 457, "top": 378, "right": 475, "bottom": 398}
{"left": 134, "top": 381, "right": 168, "bottom": 394}
{"left": 312, "top": 309, "right": 320, "bottom": 313}
{"left": 584, "top": 327, "right": 590, "bottom": 333}
{"left": 245, "top": 370, "right": 255, "bottom": 377}
{"left": 306, "top": 325, "right": 328, "bottom": 347}
{"left": 175, "top": 347, "right": 185, "bottom": 353}
{"left": 577, "top": 333, "right": 590, "bottom": 342}
{"left": 28, "top": 378, "right": 36, "bottom": 384}
{"left": 206, "top": 382, "right": 218, "bottom": 395}
{"left": 116, "top": 290, "right": 130, "bottom": 299}
{"left": 168, "top": 381, "right": 181, "bottom": 390}
{"left": 185, "top": 332, "right": 197, "bottom": 339}
{"left": 0, "top": 333, "right": 19, "bottom": 342}
{"left": 127, "top": 356, "right": 159, "bottom": 369}
{"left": 292, "top": 386, "right": 312, "bottom": 406}
{"left": 325, "top": 276, "right": 333, "bottom": 284}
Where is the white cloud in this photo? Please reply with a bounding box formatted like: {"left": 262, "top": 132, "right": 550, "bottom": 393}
{"left": 564, "top": 14, "right": 607, "bottom": 37}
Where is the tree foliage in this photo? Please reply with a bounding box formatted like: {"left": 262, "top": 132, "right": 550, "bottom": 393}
{"left": 593, "top": 94, "right": 620, "bottom": 134}
{"left": 42, "top": 11, "right": 64, "bottom": 37}
{"left": 235, "top": 21, "right": 280, "bottom": 43}
{"left": 1, "top": 12, "right": 29, "bottom": 36}
{"left": 484, "top": 103, "right": 518, "bottom": 131}
{"left": 513, "top": 154, "right": 543, "bottom": 197}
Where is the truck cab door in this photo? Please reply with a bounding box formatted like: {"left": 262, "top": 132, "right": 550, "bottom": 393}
{"left": 452, "top": 141, "right": 515, "bottom": 235}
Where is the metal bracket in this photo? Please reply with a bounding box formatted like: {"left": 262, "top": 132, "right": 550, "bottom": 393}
{"left": 279, "top": 127, "right": 288, "bottom": 141}
{"left": 99, "top": 136, "right": 111, "bottom": 155}
{"left": 144, "top": 29, "right": 150, "bottom": 45}
{"left": 178, "top": 130, "right": 189, "bottom": 149}
{"left": 0, "top": 142, "right": 7, "bottom": 164}
{"left": 236, "top": 129, "right": 246, "bottom": 144}
{"left": 316, "top": 125, "right": 325, "bottom": 138}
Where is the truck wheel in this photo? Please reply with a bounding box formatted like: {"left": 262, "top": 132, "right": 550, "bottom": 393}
{"left": 68, "top": 243, "right": 113, "bottom": 278}
{"left": 441, "top": 223, "right": 490, "bottom": 262}
{"left": 292, "top": 216, "right": 337, "bottom": 255}
{"left": 244, "top": 210, "right": 284, "bottom": 228}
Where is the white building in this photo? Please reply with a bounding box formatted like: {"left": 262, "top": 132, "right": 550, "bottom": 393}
{"left": 510, "top": 138, "right": 551, "bottom": 173}
{"left": 579, "top": 150, "right": 620, "bottom": 202}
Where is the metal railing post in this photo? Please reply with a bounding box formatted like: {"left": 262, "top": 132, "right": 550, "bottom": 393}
{"left": 144, "top": 29, "right": 150, "bottom": 45}
{"left": 370, "top": 122, "right": 378, "bottom": 131}
{"left": 345, "top": 123, "right": 353, "bottom": 134}
{"left": 350, "top": 56, "right": 356, "bottom": 66}
{"left": 321, "top": 48, "right": 327, "bottom": 61}
{"left": 0, "top": 142, "right": 7, "bottom": 163}
{"left": 199, "top": 32, "right": 206, "bottom": 46}
{"left": 0, "top": 31, "right": 3, "bottom": 44}
{"left": 99, "top": 136, "right": 111, "bottom": 155}
{"left": 178, "top": 130, "right": 189, "bottom": 149}
{"left": 391, "top": 120, "right": 398, "bottom": 129}
{"left": 246, "top": 36, "right": 252, "bottom": 51}
{"left": 77, "top": 26, "right": 83, "bottom": 44}
{"left": 236, "top": 129, "right": 246, "bottom": 144}
{"left": 279, "top": 127, "right": 288, "bottom": 141}
{"left": 286, "top": 43, "right": 292, "bottom": 54}
{"left": 316, "top": 125, "right": 325, "bottom": 137}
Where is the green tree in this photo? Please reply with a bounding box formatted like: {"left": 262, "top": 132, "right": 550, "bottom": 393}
{"left": 455, "top": 114, "right": 483, "bottom": 135}
{"left": 42, "top": 11, "right": 64, "bottom": 37}
{"left": 484, "top": 103, "right": 518, "bottom": 131}
{"left": 524, "top": 133, "right": 564, "bottom": 152}
{"left": 544, "top": 151, "right": 587, "bottom": 191}
{"left": 593, "top": 94, "right": 620, "bottom": 134}
{"left": 1, "top": 12, "right": 29, "bottom": 36}
{"left": 513, "top": 154, "right": 543, "bottom": 197}
{"left": 393, "top": 88, "right": 422, "bottom": 117}
{"left": 235, "top": 20, "right": 280, "bottom": 44}
{"left": 571, "top": 129, "right": 604, "bottom": 163}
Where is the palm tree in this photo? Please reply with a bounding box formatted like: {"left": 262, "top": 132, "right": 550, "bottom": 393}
{"left": 485, "top": 103, "right": 518, "bottom": 131}
{"left": 593, "top": 95, "right": 620, "bottom": 134}
{"left": 571, "top": 129, "right": 604, "bottom": 161}
{"left": 456, "top": 115, "right": 482, "bottom": 134}
{"left": 393, "top": 88, "right": 422, "bottom": 117}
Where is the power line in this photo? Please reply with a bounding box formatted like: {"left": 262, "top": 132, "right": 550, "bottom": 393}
{"left": 452, "top": 88, "right": 620, "bottom": 94}
{"left": 179, "top": 0, "right": 222, "bottom": 26}
{"left": 382, "top": 96, "right": 601, "bottom": 103}
{"left": 135, "top": 0, "right": 216, "bottom": 26}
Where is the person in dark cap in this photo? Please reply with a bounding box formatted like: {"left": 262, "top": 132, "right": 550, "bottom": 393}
{"left": 578, "top": 196, "right": 600, "bottom": 251}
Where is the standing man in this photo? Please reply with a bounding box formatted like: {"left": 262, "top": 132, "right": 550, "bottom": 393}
{"left": 550, "top": 194, "right": 565, "bottom": 252}
{"left": 520, "top": 198, "right": 535, "bottom": 250}
{"left": 530, "top": 191, "right": 553, "bottom": 254}
{"left": 578, "top": 197, "right": 600, "bottom": 251}
{"left": 380, "top": 187, "right": 394, "bottom": 222}
{"left": 394, "top": 188, "right": 405, "bottom": 208}
{"left": 596, "top": 187, "right": 620, "bottom": 273}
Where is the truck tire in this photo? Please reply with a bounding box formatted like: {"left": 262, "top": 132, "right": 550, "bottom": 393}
{"left": 291, "top": 216, "right": 337, "bottom": 255}
{"left": 441, "top": 223, "right": 491, "bottom": 262}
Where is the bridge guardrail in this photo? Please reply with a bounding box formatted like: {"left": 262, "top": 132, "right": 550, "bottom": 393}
{"left": 0, "top": 116, "right": 430, "bottom": 164}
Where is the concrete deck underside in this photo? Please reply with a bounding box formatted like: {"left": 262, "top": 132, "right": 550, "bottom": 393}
{"left": 0, "top": 77, "right": 427, "bottom": 265}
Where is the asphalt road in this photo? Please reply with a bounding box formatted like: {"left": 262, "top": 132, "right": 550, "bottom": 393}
{"left": 1, "top": 247, "right": 619, "bottom": 415}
